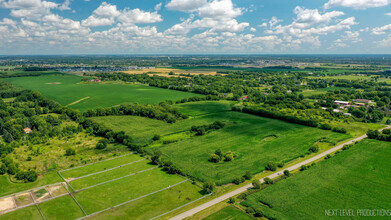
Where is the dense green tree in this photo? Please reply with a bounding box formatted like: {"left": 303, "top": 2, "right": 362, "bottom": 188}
{"left": 65, "top": 148, "right": 76, "bottom": 156}
{"left": 203, "top": 181, "right": 215, "bottom": 193}
{"left": 265, "top": 161, "right": 277, "bottom": 171}
{"left": 244, "top": 170, "right": 252, "bottom": 180}
{"left": 264, "top": 177, "right": 273, "bottom": 184}
{"left": 252, "top": 180, "right": 261, "bottom": 189}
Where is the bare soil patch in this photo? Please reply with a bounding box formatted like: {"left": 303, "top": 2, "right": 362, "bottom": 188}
{"left": 15, "top": 193, "right": 34, "bottom": 207}
{"left": 46, "top": 82, "right": 62, "bottom": 85}
{"left": 0, "top": 197, "right": 16, "bottom": 212}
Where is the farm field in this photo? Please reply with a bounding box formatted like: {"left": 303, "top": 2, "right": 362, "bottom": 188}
{"left": 122, "top": 67, "right": 219, "bottom": 76}
{"left": 0, "top": 153, "right": 204, "bottom": 220}
{"left": 299, "top": 87, "right": 353, "bottom": 97}
{"left": 241, "top": 139, "right": 391, "bottom": 220}
{"left": 5, "top": 74, "right": 197, "bottom": 111}
{"left": 91, "top": 101, "right": 234, "bottom": 145}
{"left": 203, "top": 206, "right": 255, "bottom": 220}
{"left": 92, "top": 101, "right": 351, "bottom": 185}
{"left": 309, "top": 74, "right": 391, "bottom": 83}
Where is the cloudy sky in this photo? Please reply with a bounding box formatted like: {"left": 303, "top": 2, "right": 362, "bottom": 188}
{"left": 0, "top": 0, "right": 391, "bottom": 54}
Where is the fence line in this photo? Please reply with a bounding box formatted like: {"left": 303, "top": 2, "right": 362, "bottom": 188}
{"left": 75, "top": 179, "right": 189, "bottom": 220}
{"left": 150, "top": 193, "right": 213, "bottom": 220}
{"left": 59, "top": 153, "right": 134, "bottom": 173}
{"left": 69, "top": 158, "right": 146, "bottom": 182}
{"left": 74, "top": 166, "right": 158, "bottom": 193}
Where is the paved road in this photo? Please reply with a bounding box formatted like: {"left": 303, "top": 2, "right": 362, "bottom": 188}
{"left": 169, "top": 126, "right": 391, "bottom": 220}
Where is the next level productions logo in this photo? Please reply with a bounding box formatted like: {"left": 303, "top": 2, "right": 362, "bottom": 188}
{"left": 325, "top": 209, "right": 391, "bottom": 217}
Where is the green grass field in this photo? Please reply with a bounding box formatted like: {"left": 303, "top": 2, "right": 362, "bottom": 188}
{"left": 0, "top": 205, "right": 42, "bottom": 220}
{"left": 204, "top": 206, "right": 255, "bottom": 220}
{"left": 1, "top": 152, "right": 204, "bottom": 220}
{"left": 299, "top": 87, "right": 353, "bottom": 97}
{"left": 0, "top": 172, "right": 62, "bottom": 197}
{"left": 38, "top": 195, "right": 85, "bottom": 220}
{"left": 69, "top": 160, "right": 154, "bottom": 190}
{"left": 175, "top": 101, "right": 234, "bottom": 117}
{"left": 86, "top": 181, "right": 203, "bottom": 220}
{"left": 61, "top": 153, "right": 203, "bottom": 218}
{"left": 61, "top": 153, "right": 143, "bottom": 179}
{"left": 74, "top": 168, "right": 186, "bottom": 214}
{"left": 241, "top": 139, "right": 391, "bottom": 220}
{"left": 5, "top": 74, "right": 197, "bottom": 111}
{"left": 309, "top": 74, "right": 391, "bottom": 84}
{"left": 93, "top": 102, "right": 350, "bottom": 185}
{"left": 92, "top": 101, "right": 234, "bottom": 145}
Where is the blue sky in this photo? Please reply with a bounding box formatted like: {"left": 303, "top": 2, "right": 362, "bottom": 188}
{"left": 0, "top": 0, "right": 391, "bottom": 54}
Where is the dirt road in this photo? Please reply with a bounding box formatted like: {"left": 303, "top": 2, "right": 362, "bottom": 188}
{"left": 169, "top": 126, "right": 391, "bottom": 220}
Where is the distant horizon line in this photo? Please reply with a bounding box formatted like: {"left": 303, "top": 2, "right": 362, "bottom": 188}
{"left": 1, "top": 54, "right": 391, "bottom": 56}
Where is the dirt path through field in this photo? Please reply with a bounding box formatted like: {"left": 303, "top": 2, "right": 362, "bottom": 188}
{"left": 67, "top": 96, "right": 90, "bottom": 106}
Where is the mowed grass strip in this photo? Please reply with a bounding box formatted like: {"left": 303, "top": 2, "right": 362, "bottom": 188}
{"left": 204, "top": 206, "right": 255, "bottom": 220}
{"left": 38, "top": 195, "right": 85, "bottom": 220}
{"left": 61, "top": 154, "right": 142, "bottom": 179}
{"left": 70, "top": 160, "right": 155, "bottom": 190}
{"left": 241, "top": 139, "right": 391, "bottom": 220}
{"left": 0, "top": 206, "right": 42, "bottom": 220}
{"left": 88, "top": 181, "right": 203, "bottom": 220}
{"left": 74, "top": 168, "right": 186, "bottom": 214}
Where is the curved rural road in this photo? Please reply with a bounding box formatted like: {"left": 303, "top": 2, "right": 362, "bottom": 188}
{"left": 169, "top": 126, "right": 391, "bottom": 220}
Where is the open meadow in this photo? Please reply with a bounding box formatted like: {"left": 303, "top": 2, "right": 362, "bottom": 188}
{"left": 309, "top": 74, "right": 391, "bottom": 84}
{"left": 5, "top": 74, "right": 197, "bottom": 111}
{"left": 92, "top": 101, "right": 351, "bottom": 185}
{"left": 241, "top": 139, "right": 391, "bottom": 220}
{"left": 299, "top": 86, "right": 354, "bottom": 97}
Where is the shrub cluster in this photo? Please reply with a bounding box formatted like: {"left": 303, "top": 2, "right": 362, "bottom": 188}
{"left": 175, "top": 95, "right": 220, "bottom": 104}
{"left": 367, "top": 129, "right": 391, "bottom": 142}
{"left": 83, "top": 103, "right": 187, "bottom": 123}
{"left": 209, "top": 149, "right": 237, "bottom": 163}
{"left": 191, "top": 121, "right": 225, "bottom": 136}
{"left": 235, "top": 106, "right": 319, "bottom": 127}
{"left": 80, "top": 119, "right": 133, "bottom": 148}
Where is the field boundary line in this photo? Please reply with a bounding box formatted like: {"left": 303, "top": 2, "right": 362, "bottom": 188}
{"left": 35, "top": 204, "right": 47, "bottom": 220}
{"left": 31, "top": 189, "right": 47, "bottom": 220}
{"left": 59, "top": 153, "right": 134, "bottom": 173}
{"left": 74, "top": 166, "right": 158, "bottom": 193}
{"left": 0, "top": 190, "right": 68, "bottom": 216}
{"left": 0, "top": 181, "right": 64, "bottom": 200}
{"left": 63, "top": 182, "right": 88, "bottom": 216}
{"left": 69, "top": 158, "right": 146, "bottom": 182}
{"left": 57, "top": 171, "right": 76, "bottom": 192}
{"left": 75, "top": 179, "right": 189, "bottom": 220}
{"left": 150, "top": 193, "right": 213, "bottom": 220}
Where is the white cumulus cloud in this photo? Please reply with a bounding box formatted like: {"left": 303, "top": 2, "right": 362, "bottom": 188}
{"left": 324, "top": 0, "right": 391, "bottom": 9}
